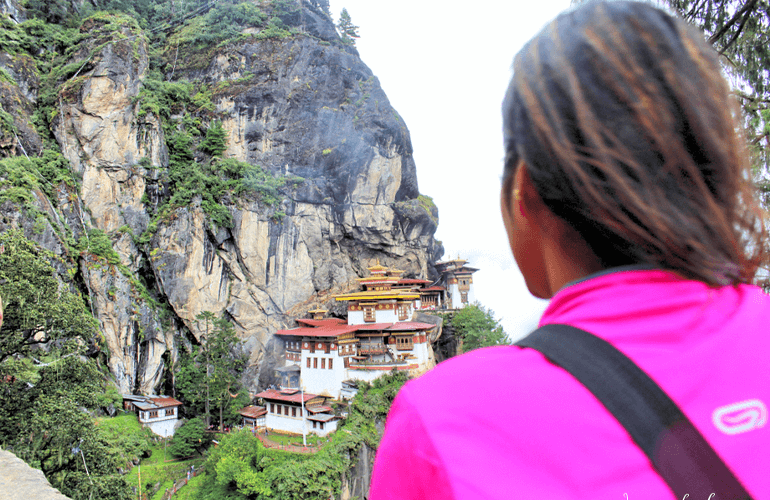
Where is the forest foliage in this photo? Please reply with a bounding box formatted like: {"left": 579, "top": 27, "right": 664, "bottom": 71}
{"left": 190, "top": 370, "right": 407, "bottom": 500}
{"left": 0, "top": 1, "right": 328, "bottom": 498}
{"left": 444, "top": 303, "right": 511, "bottom": 353}
{"left": 0, "top": 230, "right": 138, "bottom": 499}
{"left": 176, "top": 312, "right": 250, "bottom": 431}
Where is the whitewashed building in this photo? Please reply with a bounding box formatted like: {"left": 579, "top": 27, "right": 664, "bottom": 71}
{"left": 434, "top": 258, "right": 478, "bottom": 309}
{"left": 123, "top": 395, "right": 183, "bottom": 438}
{"left": 255, "top": 388, "right": 337, "bottom": 436}
{"left": 272, "top": 264, "right": 437, "bottom": 400}
{"left": 239, "top": 405, "right": 267, "bottom": 431}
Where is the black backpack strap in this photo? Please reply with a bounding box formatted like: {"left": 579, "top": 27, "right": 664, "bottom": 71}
{"left": 516, "top": 323, "right": 753, "bottom": 500}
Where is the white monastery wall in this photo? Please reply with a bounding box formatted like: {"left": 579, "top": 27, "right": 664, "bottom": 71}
{"left": 375, "top": 309, "right": 398, "bottom": 323}
{"left": 413, "top": 341, "right": 431, "bottom": 366}
{"left": 449, "top": 284, "right": 461, "bottom": 309}
{"left": 348, "top": 311, "right": 364, "bottom": 324}
{"left": 346, "top": 368, "right": 392, "bottom": 384}
{"left": 145, "top": 418, "right": 178, "bottom": 438}
{"left": 265, "top": 411, "right": 308, "bottom": 434}
{"left": 310, "top": 419, "right": 337, "bottom": 436}
{"left": 301, "top": 350, "right": 345, "bottom": 398}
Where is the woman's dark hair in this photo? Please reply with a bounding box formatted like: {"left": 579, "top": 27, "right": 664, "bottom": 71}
{"left": 503, "top": 1, "right": 766, "bottom": 285}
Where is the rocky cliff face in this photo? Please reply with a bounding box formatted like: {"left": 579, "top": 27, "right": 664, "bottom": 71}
{"left": 0, "top": 0, "right": 442, "bottom": 394}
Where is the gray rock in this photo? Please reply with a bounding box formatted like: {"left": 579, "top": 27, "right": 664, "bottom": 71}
{"left": 0, "top": 449, "right": 70, "bottom": 500}
{"left": 2, "top": 2, "right": 442, "bottom": 397}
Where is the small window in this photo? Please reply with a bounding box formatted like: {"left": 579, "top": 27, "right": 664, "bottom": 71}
{"left": 320, "top": 422, "right": 325, "bottom": 430}
{"left": 314, "top": 358, "right": 318, "bottom": 368}
{"left": 292, "top": 407, "right": 296, "bottom": 417}
{"left": 166, "top": 408, "right": 175, "bottom": 416}
{"left": 271, "top": 403, "right": 275, "bottom": 413}
{"left": 321, "top": 358, "right": 326, "bottom": 369}
{"left": 328, "top": 358, "right": 333, "bottom": 370}
{"left": 363, "top": 305, "right": 375, "bottom": 322}
{"left": 313, "top": 421, "right": 317, "bottom": 429}
{"left": 344, "top": 357, "right": 350, "bottom": 368}
{"left": 307, "top": 357, "right": 311, "bottom": 368}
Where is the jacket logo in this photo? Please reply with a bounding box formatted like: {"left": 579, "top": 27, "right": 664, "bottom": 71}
{"left": 712, "top": 399, "right": 767, "bottom": 435}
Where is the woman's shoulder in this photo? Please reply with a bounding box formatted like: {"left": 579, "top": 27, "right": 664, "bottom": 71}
{"left": 398, "top": 344, "right": 578, "bottom": 420}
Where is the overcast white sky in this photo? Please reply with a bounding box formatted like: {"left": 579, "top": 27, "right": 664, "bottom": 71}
{"left": 327, "top": 0, "right": 571, "bottom": 340}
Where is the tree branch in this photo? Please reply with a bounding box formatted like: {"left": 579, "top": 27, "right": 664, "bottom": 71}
{"left": 718, "top": 4, "right": 754, "bottom": 54}
{"left": 685, "top": 0, "right": 707, "bottom": 21}
{"left": 708, "top": 0, "right": 759, "bottom": 45}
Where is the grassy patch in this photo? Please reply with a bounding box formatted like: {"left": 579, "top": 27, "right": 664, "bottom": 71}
{"left": 95, "top": 413, "right": 154, "bottom": 469}
{"left": 262, "top": 431, "right": 326, "bottom": 447}
{"left": 417, "top": 194, "right": 439, "bottom": 224}
{"left": 172, "top": 471, "right": 206, "bottom": 499}
{"left": 127, "top": 439, "right": 205, "bottom": 499}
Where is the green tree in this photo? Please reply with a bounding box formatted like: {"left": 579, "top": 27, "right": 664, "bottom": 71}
{"left": 0, "top": 230, "right": 100, "bottom": 364}
{"left": 170, "top": 417, "right": 206, "bottom": 458}
{"left": 0, "top": 358, "right": 134, "bottom": 499}
{"left": 0, "top": 231, "right": 134, "bottom": 499}
{"left": 200, "top": 119, "right": 229, "bottom": 157}
{"left": 451, "top": 303, "right": 510, "bottom": 353}
{"left": 336, "top": 8, "right": 360, "bottom": 45}
{"left": 178, "top": 312, "right": 247, "bottom": 429}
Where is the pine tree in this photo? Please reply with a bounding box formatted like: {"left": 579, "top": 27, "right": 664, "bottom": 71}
{"left": 337, "top": 8, "right": 360, "bottom": 45}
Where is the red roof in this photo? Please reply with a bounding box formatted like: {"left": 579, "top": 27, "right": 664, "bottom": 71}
{"left": 274, "top": 325, "right": 360, "bottom": 338}
{"left": 397, "top": 279, "right": 432, "bottom": 285}
{"left": 420, "top": 286, "right": 445, "bottom": 292}
{"left": 307, "top": 405, "right": 333, "bottom": 414}
{"left": 239, "top": 405, "right": 267, "bottom": 418}
{"left": 149, "top": 397, "right": 183, "bottom": 408}
{"left": 296, "top": 318, "right": 346, "bottom": 327}
{"left": 256, "top": 389, "right": 319, "bottom": 403}
{"left": 355, "top": 323, "right": 394, "bottom": 331}
{"left": 387, "top": 322, "right": 434, "bottom": 331}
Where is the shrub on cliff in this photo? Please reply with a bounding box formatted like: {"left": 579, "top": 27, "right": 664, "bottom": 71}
{"left": 451, "top": 303, "right": 510, "bottom": 353}
{"left": 170, "top": 418, "right": 207, "bottom": 458}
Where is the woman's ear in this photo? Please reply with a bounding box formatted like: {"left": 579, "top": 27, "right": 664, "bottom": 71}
{"left": 505, "top": 162, "right": 605, "bottom": 297}
{"left": 501, "top": 161, "right": 551, "bottom": 297}
{"left": 513, "top": 161, "right": 546, "bottom": 221}
{"left": 500, "top": 160, "right": 532, "bottom": 224}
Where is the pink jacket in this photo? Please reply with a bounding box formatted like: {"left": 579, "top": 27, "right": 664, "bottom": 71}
{"left": 369, "top": 269, "right": 770, "bottom": 499}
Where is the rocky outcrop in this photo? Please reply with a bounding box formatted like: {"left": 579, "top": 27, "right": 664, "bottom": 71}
{"left": 341, "top": 443, "right": 377, "bottom": 500}
{"left": 0, "top": 449, "right": 70, "bottom": 500}
{"left": 0, "top": 51, "right": 41, "bottom": 158}
{"left": 0, "top": 1, "right": 442, "bottom": 394}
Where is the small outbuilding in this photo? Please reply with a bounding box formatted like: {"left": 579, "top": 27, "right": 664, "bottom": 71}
{"left": 122, "top": 395, "right": 183, "bottom": 438}
{"left": 255, "top": 388, "right": 338, "bottom": 436}
{"left": 239, "top": 405, "right": 267, "bottom": 431}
